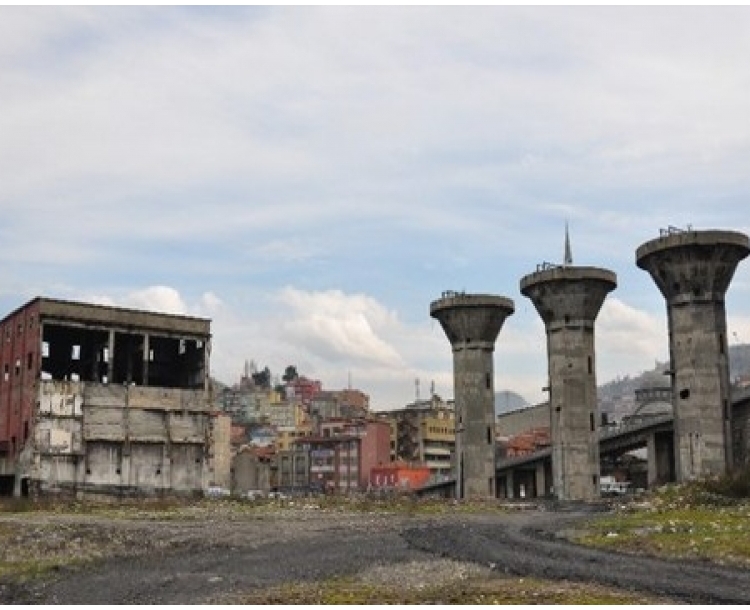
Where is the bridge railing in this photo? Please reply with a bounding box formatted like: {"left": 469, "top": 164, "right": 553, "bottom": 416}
{"left": 598, "top": 413, "right": 673, "bottom": 440}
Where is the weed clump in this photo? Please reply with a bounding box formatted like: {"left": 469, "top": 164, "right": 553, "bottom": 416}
{"left": 699, "top": 466, "right": 750, "bottom": 500}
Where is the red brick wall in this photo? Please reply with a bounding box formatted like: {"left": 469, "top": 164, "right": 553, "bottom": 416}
{"left": 0, "top": 300, "right": 42, "bottom": 459}
{"left": 359, "top": 420, "right": 391, "bottom": 488}
{"left": 370, "top": 465, "right": 431, "bottom": 490}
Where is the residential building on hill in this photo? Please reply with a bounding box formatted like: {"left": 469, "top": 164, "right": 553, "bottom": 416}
{"left": 376, "top": 396, "right": 455, "bottom": 483}
{"left": 291, "top": 419, "right": 391, "bottom": 493}
{"left": 285, "top": 376, "right": 322, "bottom": 405}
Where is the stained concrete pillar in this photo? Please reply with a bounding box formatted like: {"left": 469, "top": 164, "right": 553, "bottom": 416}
{"left": 521, "top": 266, "right": 616, "bottom": 501}
{"left": 647, "top": 430, "right": 675, "bottom": 488}
{"left": 637, "top": 229, "right": 749, "bottom": 481}
{"left": 535, "top": 461, "right": 547, "bottom": 498}
{"left": 505, "top": 470, "right": 515, "bottom": 499}
{"left": 430, "top": 293, "right": 514, "bottom": 500}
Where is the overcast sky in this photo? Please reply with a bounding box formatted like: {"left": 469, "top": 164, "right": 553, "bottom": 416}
{"left": 2, "top": 6, "right": 750, "bottom": 410}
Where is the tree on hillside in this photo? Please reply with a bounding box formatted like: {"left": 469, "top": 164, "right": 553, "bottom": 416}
{"left": 252, "top": 366, "right": 271, "bottom": 389}
{"left": 282, "top": 365, "right": 299, "bottom": 383}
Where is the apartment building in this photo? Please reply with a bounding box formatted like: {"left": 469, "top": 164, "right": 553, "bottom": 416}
{"left": 377, "top": 396, "right": 456, "bottom": 483}
{"left": 294, "top": 419, "right": 390, "bottom": 493}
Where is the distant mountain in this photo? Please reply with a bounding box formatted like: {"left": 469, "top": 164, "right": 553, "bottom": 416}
{"left": 495, "top": 390, "right": 530, "bottom": 416}
{"left": 598, "top": 343, "right": 750, "bottom": 421}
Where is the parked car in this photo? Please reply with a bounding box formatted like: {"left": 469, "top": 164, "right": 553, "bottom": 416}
{"left": 205, "top": 486, "right": 231, "bottom": 498}
{"left": 243, "top": 489, "right": 266, "bottom": 500}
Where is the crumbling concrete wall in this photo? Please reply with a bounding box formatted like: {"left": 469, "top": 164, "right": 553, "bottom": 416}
{"left": 30, "top": 380, "right": 209, "bottom": 496}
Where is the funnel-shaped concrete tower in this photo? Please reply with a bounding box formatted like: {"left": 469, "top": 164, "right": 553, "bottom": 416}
{"left": 430, "top": 292, "right": 514, "bottom": 500}
{"left": 521, "top": 265, "right": 616, "bottom": 501}
{"left": 637, "top": 229, "right": 750, "bottom": 481}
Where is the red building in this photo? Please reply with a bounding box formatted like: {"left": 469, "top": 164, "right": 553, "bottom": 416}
{"left": 370, "top": 462, "right": 431, "bottom": 491}
{"left": 285, "top": 376, "right": 322, "bottom": 406}
{"left": 297, "top": 419, "right": 390, "bottom": 493}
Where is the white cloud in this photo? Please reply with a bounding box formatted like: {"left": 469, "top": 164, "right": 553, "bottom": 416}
{"left": 2, "top": 7, "right": 750, "bottom": 411}
{"left": 277, "top": 287, "right": 405, "bottom": 369}
{"left": 597, "top": 297, "right": 669, "bottom": 380}
{"left": 121, "top": 286, "right": 188, "bottom": 315}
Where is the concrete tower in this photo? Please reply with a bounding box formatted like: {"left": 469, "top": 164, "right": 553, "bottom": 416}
{"left": 430, "top": 292, "right": 515, "bottom": 499}
{"left": 520, "top": 238, "right": 616, "bottom": 501}
{"left": 637, "top": 228, "right": 750, "bottom": 481}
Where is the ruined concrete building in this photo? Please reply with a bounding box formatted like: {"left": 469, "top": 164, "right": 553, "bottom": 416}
{"left": 0, "top": 297, "right": 214, "bottom": 498}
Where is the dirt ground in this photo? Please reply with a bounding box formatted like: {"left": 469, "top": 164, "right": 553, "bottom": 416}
{"left": 1, "top": 500, "right": 749, "bottom": 604}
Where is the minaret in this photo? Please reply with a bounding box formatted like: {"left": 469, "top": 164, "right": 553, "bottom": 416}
{"left": 430, "top": 292, "right": 515, "bottom": 500}
{"left": 520, "top": 229, "right": 616, "bottom": 501}
{"left": 637, "top": 228, "right": 749, "bottom": 480}
{"left": 564, "top": 221, "right": 573, "bottom": 266}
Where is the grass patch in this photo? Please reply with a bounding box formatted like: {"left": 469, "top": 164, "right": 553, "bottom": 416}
{"left": 219, "top": 575, "right": 665, "bottom": 604}
{"left": 577, "top": 482, "right": 750, "bottom": 566}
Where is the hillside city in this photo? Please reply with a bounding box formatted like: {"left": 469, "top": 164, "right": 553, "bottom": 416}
{"left": 212, "top": 345, "right": 750, "bottom": 496}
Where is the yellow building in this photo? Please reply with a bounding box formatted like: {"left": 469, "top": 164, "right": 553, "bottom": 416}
{"left": 275, "top": 423, "right": 314, "bottom": 452}
{"left": 375, "top": 396, "right": 455, "bottom": 482}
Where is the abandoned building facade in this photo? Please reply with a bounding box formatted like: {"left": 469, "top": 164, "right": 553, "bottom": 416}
{"left": 0, "top": 297, "right": 215, "bottom": 498}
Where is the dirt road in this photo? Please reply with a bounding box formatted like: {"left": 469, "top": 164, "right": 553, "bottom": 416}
{"left": 2, "top": 504, "right": 749, "bottom": 604}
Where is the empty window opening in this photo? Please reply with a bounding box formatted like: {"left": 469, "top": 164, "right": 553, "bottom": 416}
{"left": 115, "top": 469, "right": 121, "bottom": 475}
{"left": 564, "top": 314, "right": 570, "bottom": 325}
{"left": 487, "top": 426, "right": 492, "bottom": 444}
{"left": 592, "top": 474, "right": 598, "bottom": 486}
{"left": 112, "top": 332, "right": 145, "bottom": 385}
{"left": 588, "top": 356, "right": 593, "bottom": 375}
{"left": 155, "top": 468, "right": 161, "bottom": 475}
{"left": 14, "top": 360, "right": 20, "bottom": 376}
{"left": 590, "top": 412, "right": 595, "bottom": 432}
{"left": 485, "top": 373, "right": 491, "bottom": 390}
{"left": 719, "top": 334, "right": 725, "bottom": 355}
{"left": 42, "top": 325, "right": 109, "bottom": 383}
{"left": 27, "top": 353, "right": 33, "bottom": 370}
{"left": 679, "top": 388, "right": 690, "bottom": 400}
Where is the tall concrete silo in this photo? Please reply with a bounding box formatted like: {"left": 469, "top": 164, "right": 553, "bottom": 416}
{"left": 637, "top": 228, "right": 749, "bottom": 480}
{"left": 430, "top": 292, "right": 514, "bottom": 499}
